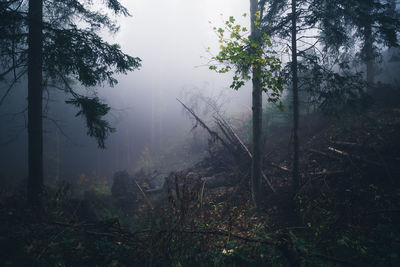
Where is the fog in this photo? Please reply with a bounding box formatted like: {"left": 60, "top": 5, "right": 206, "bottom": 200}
{"left": 1, "top": 0, "right": 399, "bottom": 185}
{"left": 0, "top": 0, "right": 255, "bottom": 184}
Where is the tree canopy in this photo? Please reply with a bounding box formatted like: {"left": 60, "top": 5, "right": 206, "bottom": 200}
{"left": 0, "top": 0, "right": 141, "bottom": 148}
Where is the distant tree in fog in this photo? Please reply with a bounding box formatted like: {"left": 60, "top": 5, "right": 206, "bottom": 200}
{"left": 0, "top": 0, "right": 141, "bottom": 207}
{"left": 317, "top": 0, "right": 400, "bottom": 92}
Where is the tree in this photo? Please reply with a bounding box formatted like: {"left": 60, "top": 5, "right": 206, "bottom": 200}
{"left": 258, "top": 0, "right": 399, "bottom": 199}
{"left": 27, "top": 0, "right": 44, "bottom": 207}
{"left": 290, "top": 0, "right": 300, "bottom": 198}
{"left": 312, "top": 0, "right": 400, "bottom": 92}
{"left": 208, "top": 2, "right": 283, "bottom": 208}
{"left": 0, "top": 0, "right": 141, "bottom": 207}
{"left": 250, "top": 0, "right": 263, "bottom": 208}
{"left": 261, "top": 0, "right": 302, "bottom": 197}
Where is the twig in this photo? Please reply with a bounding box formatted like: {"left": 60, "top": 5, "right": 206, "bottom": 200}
{"left": 330, "top": 141, "right": 361, "bottom": 147}
{"left": 0, "top": 69, "right": 26, "bottom": 105}
{"left": 269, "top": 162, "right": 290, "bottom": 172}
{"left": 328, "top": 146, "right": 349, "bottom": 156}
{"left": 133, "top": 178, "right": 154, "bottom": 210}
{"left": 199, "top": 179, "right": 206, "bottom": 209}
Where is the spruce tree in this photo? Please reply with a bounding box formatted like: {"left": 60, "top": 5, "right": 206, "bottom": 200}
{"left": 0, "top": 0, "right": 141, "bottom": 207}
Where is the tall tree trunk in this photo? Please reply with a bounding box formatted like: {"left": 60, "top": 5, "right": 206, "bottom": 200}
{"left": 291, "top": 0, "right": 300, "bottom": 197}
{"left": 250, "top": 0, "right": 262, "bottom": 208}
{"left": 27, "top": 0, "right": 43, "bottom": 207}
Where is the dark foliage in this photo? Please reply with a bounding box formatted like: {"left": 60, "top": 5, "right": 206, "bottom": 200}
{"left": 0, "top": 0, "right": 141, "bottom": 147}
{"left": 66, "top": 97, "right": 114, "bottom": 148}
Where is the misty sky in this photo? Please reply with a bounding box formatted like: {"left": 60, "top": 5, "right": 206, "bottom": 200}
{"left": 107, "top": 0, "right": 253, "bottom": 113}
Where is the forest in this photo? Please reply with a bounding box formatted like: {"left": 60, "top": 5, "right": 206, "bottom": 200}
{"left": 1, "top": 0, "right": 400, "bottom": 266}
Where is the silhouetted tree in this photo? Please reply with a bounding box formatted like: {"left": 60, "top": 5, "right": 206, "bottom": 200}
{"left": 259, "top": 0, "right": 399, "bottom": 197}
{"left": 290, "top": 0, "right": 300, "bottom": 198}
{"left": 261, "top": 0, "right": 302, "bottom": 196}
{"left": 27, "top": 0, "right": 44, "bottom": 207}
{"left": 0, "top": 0, "right": 141, "bottom": 207}
{"left": 312, "top": 0, "right": 400, "bottom": 92}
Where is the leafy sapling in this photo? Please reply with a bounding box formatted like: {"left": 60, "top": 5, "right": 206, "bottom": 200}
{"left": 208, "top": 13, "right": 284, "bottom": 109}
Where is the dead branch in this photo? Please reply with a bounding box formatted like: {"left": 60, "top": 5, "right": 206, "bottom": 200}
{"left": 212, "top": 110, "right": 275, "bottom": 192}
{"left": 177, "top": 98, "right": 233, "bottom": 153}
{"left": 214, "top": 118, "right": 237, "bottom": 147}
{"left": 178, "top": 98, "right": 275, "bottom": 193}
{"left": 133, "top": 178, "right": 154, "bottom": 210}
{"left": 269, "top": 162, "right": 290, "bottom": 172}
{"left": 327, "top": 147, "right": 349, "bottom": 156}
{"left": 330, "top": 141, "right": 361, "bottom": 147}
{"left": 214, "top": 113, "right": 253, "bottom": 160}
{"left": 328, "top": 146, "right": 383, "bottom": 167}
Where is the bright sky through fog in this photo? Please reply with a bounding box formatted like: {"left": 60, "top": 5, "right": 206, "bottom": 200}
{"left": 105, "top": 0, "right": 252, "bottom": 113}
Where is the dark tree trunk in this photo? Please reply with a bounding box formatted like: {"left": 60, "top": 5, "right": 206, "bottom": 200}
{"left": 250, "top": 0, "right": 262, "bottom": 208}
{"left": 291, "top": 0, "right": 300, "bottom": 197}
{"left": 27, "top": 0, "right": 43, "bottom": 207}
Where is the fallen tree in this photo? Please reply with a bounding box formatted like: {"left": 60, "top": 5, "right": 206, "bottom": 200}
{"left": 177, "top": 98, "right": 275, "bottom": 192}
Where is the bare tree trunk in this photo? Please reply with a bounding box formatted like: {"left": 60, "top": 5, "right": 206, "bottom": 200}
{"left": 291, "top": 0, "right": 300, "bottom": 197}
{"left": 27, "top": 0, "right": 43, "bottom": 207}
{"left": 250, "top": 0, "right": 262, "bottom": 208}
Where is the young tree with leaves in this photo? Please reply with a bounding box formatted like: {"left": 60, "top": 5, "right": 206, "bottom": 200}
{"left": 0, "top": 0, "right": 141, "bottom": 207}
{"left": 209, "top": 1, "right": 283, "bottom": 208}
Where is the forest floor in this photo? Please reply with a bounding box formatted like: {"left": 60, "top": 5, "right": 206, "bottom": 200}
{"left": 1, "top": 96, "right": 400, "bottom": 266}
